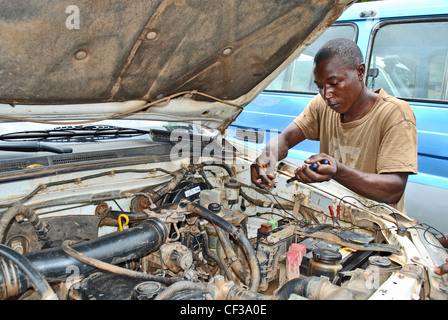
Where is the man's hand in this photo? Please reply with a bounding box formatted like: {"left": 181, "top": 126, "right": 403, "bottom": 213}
{"left": 293, "top": 153, "right": 336, "bottom": 184}
{"left": 250, "top": 123, "right": 306, "bottom": 189}
{"left": 250, "top": 154, "right": 277, "bottom": 189}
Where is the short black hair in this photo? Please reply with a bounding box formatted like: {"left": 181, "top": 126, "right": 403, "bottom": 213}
{"left": 314, "top": 38, "right": 364, "bottom": 70}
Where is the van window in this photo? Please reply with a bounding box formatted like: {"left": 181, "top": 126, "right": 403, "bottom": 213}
{"left": 266, "top": 24, "right": 357, "bottom": 93}
{"left": 367, "top": 20, "right": 448, "bottom": 101}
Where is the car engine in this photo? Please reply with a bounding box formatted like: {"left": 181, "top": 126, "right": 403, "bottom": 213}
{"left": 0, "top": 145, "right": 445, "bottom": 301}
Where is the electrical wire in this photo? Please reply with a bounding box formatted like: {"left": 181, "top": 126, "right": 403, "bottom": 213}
{"left": 246, "top": 185, "right": 300, "bottom": 223}
{"left": 250, "top": 184, "right": 448, "bottom": 255}
{"left": 249, "top": 186, "right": 409, "bottom": 234}
{"left": 407, "top": 222, "right": 448, "bottom": 252}
{"left": 333, "top": 195, "right": 448, "bottom": 252}
{"left": 337, "top": 195, "right": 400, "bottom": 227}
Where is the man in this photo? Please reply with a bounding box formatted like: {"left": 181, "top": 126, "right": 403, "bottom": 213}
{"left": 251, "top": 38, "right": 417, "bottom": 211}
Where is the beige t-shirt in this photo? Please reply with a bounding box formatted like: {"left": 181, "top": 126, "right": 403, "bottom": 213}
{"left": 293, "top": 89, "right": 418, "bottom": 211}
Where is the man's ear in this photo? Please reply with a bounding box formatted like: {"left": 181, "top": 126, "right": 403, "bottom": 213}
{"left": 357, "top": 63, "right": 366, "bottom": 81}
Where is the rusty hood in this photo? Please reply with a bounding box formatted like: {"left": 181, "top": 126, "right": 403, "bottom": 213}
{"left": 0, "top": 0, "right": 351, "bottom": 130}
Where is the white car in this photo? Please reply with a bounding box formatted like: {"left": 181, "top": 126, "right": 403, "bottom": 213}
{"left": 0, "top": 0, "right": 446, "bottom": 302}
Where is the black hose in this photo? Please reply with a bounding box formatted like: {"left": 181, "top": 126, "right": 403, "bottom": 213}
{"left": 276, "top": 276, "right": 355, "bottom": 300}
{"left": 225, "top": 275, "right": 355, "bottom": 300}
{"left": 179, "top": 201, "right": 260, "bottom": 292}
{"left": 0, "top": 202, "right": 48, "bottom": 244}
{"left": 275, "top": 276, "right": 322, "bottom": 300}
{"left": 108, "top": 210, "right": 148, "bottom": 222}
{"left": 200, "top": 230, "right": 227, "bottom": 272}
{"left": 216, "top": 238, "right": 235, "bottom": 281}
{"left": 0, "top": 244, "right": 57, "bottom": 300}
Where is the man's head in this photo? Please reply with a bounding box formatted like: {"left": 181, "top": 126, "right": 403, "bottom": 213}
{"left": 314, "top": 38, "right": 364, "bottom": 70}
{"left": 313, "top": 38, "right": 368, "bottom": 117}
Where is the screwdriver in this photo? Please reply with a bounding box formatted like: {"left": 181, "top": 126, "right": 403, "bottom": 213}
{"left": 286, "top": 159, "right": 330, "bottom": 183}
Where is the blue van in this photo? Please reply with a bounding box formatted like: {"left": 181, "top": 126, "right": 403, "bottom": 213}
{"left": 229, "top": 0, "right": 448, "bottom": 232}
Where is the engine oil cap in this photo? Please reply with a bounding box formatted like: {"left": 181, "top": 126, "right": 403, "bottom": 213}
{"left": 312, "top": 249, "right": 342, "bottom": 263}
{"left": 132, "top": 281, "right": 163, "bottom": 300}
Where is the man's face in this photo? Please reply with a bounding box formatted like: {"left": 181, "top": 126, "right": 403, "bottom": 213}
{"left": 313, "top": 56, "right": 364, "bottom": 115}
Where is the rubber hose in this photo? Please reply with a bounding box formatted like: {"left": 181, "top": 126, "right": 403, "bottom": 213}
{"left": 180, "top": 201, "right": 260, "bottom": 292}
{"left": 214, "top": 225, "right": 251, "bottom": 285}
{"left": 225, "top": 276, "right": 355, "bottom": 300}
{"left": 200, "top": 231, "right": 227, "bottom": 273}
{"left": 216, "top": 240, "right": 234, "bottom": 281}
{"left": 0, "top": 202, "right": 48, "bottom": 244}
{"left": 275, "top": 276, "right": 323, "bottom": 300}
{"left": 108, "top": 210, "right": 148, "bottom": 221}
{"left": 0, "top": 244, "right": 57, "bottom": 300}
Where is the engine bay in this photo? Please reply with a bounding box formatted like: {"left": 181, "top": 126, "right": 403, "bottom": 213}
{"left": 0, "top": 150, "right": 445, "bottom": 301}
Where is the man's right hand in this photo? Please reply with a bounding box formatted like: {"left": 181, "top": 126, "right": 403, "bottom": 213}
{"left": 250, "top": 154, "right": 277, "bottom": 189}
{"left": 250, "top": 122, "right": 306, "bottom": 190}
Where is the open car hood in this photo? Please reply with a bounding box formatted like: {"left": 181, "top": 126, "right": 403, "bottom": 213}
{"left": 0, "top": 0, "right": 352, "bottom": 131}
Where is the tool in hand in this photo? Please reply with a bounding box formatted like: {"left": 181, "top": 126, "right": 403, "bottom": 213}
{"left": 286, "top": 159, "right": 330, "bottom": 183}
{"left": 328, "top": 204, "right": 341, "bottom": 228}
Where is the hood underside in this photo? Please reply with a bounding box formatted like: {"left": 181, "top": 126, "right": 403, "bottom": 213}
{"left": 0, "top": 0, "right": 351, "bottom": 127}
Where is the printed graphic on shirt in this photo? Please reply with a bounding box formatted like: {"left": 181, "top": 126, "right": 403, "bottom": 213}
{"left": 330, "top": 137, "right": 361, "bottom": 168}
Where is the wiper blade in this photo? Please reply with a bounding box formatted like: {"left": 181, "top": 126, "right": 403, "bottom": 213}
{"left": 0, "top": 141, "right": 73, "bottom": 154}
{"left": 0, "top": 125, "right": 149, "bottom": 141}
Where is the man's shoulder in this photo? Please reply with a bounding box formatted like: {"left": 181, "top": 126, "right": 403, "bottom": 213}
{"left": 376, "top": 89, "right": 410, "bottom": 108}
{"left": 375, "top": 89, "right": 415, "bottom": 121}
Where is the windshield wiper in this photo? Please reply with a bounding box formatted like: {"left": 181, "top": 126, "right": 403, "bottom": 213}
{"left": 0, "top": 141, "right": 73, "bottom": 153}
{"left": 0, "top": 125, "right": 149, "bottom": 141}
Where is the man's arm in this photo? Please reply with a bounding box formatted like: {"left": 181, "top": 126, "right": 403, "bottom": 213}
{"left": 294, "top": 153, "right": 409, "bottom": 204}
{"left": 334, "top": 164, "right": 409, "bottom": 204}
{"left": 251, "top": 122, "right": 409, "bottom": 205}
